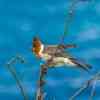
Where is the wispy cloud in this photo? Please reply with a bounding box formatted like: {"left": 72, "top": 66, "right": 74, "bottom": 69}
{"left": 94, "top": 2, "right": 100, "bottom": 15}
{"left": 0, "top": 82, "right": 36, "bottom": 94}
{"left": 44, "top": 3, "right": 68, "bottom": 14}
{"left": 46, "top": 77, "right": 86, "bottom": 89}
{"left": 20, "top": 23, "right": 33, "bottom": 32}
{"left": 45, "top": 1, "right": 89, "bottom": 14}
{"left": 76, "top": 25, "right": 100, "bottom": 42}
{"left": 76, "top": 1, "right": 89, "bottom": 11}
{"left": 0, "top": 85, "right": 19, "bottom": 94}
{"left": 79, "top": 48, "right": 100, "bottom": 60}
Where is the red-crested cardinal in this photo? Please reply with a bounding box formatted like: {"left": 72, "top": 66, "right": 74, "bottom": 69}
{"left": 32, "top": 37, "right": 92, "bottom": 72}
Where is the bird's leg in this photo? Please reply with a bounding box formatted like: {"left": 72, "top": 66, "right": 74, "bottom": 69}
{"left": 58, "top": 44, "right": 77, "bottom": 49}
{"left": 65, "top": 44, "right": 77, "bottom": 48}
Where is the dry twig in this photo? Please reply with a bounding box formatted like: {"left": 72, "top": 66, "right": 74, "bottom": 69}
{"left": 36, "top": 63, "right": 48, "bottom": 100}
{"left": 5, "top": 54, "right": 29, "bottom": 100}
{"left": 69, "top": 72, "right": 100, "bottom": 100}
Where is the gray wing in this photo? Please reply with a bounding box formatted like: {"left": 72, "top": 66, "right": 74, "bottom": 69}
{"left": 55, "top": 52, "right": 92, "bottom": 72}
{"left": 43, "top": 45, "right": 92, "bottom": 72}
{"left": 43, "top": 45, "right": 72, "bottom": 58}
{"left": 43, "top": 45, "right": 62, "bottom": 55}
{"left": 55, "top": 51, "right": 73, "bottom": 58}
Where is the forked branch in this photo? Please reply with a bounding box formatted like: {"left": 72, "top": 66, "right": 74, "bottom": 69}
{"left": 36, "top": 63, "right": 48, "bottom": 100}
{"left": 69, "top": 72, "right": 100, "bottom": 100}
{"left": 5, "top": 54, "right": 29, "bottom": 100}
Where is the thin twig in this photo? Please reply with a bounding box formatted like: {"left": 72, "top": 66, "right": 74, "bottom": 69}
{"left": 61, "top": 0, "right": 78, "bottom": 44}
{"left": 5, "top": 54, "right": 29, "bottom": 100}
{"left": 89, "top": 79, "right": 97, "bottom": 100}
{"left": 69, "top": 72, "right": 100, "bottom": 100}
{"left": 36, "top": 63, "right": 48, "bottom": 100}
{"left": 69, "top": 80, "right": 90, "bottom": 100}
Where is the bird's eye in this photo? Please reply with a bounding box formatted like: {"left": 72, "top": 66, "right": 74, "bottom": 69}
{"left": 33, "top": 43, "right": 37, "bottom": 47}
{"left": 32, "top": 48, "right": 35, "bottom": 51}
{"left": 33, "top": 37, "right": 39, "bottom": 42}
{"left": 33, "top": 44, "right": 35, "bottom": 47}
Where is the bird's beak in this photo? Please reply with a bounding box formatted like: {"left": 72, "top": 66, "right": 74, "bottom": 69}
{"left": 32, "top": 47, "right": 41, "bottom": 58}
{"left": 32, "top": 48, "right": 35, "bottom": 52}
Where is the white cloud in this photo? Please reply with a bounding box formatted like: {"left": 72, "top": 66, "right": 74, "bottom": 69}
{"left": 20, "top": 23, "right": 32, "bottom": 32}
{"left": 0, "top": 85, "right": 19, "bottom": 94}
{"left": 67, "top": 77, "right": 86, "bottom": 88}
{"left": 0, "top": 33, "right": 16, "bottom": 45}
{"left": 46, "top": 77, "right": 86, "bottom": 88}
{"left": 76, "top": 1, "right": 89, "bottom": 11}
{"left": 78, "top": 48, "right": 100, "bottom": 60}
{"left": 46, "top": 78, "right": 61, "bottom": 87}
{"left": 0, "top": 82, "right": 36, "bottom": 94}
{"left": 45, "top": 1, "right": 89, "bottom": 14}
{"left": 77, "top": 25, "right": 100, "bottom": 42}
{"left": 44, "top": 3, "right": 68, "bottom": 14}
{"left": 95, "top": 2, "right": 100, "bottom": 15}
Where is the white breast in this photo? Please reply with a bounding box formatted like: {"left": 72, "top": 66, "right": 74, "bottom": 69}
{"left": 39, "top": 44, "right": 44, "bottom": 55}
{"left": 53, "top": 57, "right": 75, "bottom": 67}
{"left": 39, "top": 45, "right": 75, "bottom": 67}
{"left": 39, "top": 44, "right": 52, "bottom": 60}
{"left": 41, "top": 53, "right": 51, "bottom": 60}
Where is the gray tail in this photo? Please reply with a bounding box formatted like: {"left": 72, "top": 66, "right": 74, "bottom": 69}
{"left": 70, "top": 58, "right": 92, "bottom": 73}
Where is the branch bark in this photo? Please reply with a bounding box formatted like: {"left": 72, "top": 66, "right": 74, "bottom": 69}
{"left": 69, "top": 72, "right": 100, "bottom": 100}
{"left": 5, "top": 54, "right": 29, "bottom": 100}
{"left": 36, "top": 64, "right": 48, "bottom": 100}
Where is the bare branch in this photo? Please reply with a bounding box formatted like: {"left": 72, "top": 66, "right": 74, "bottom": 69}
{"left": 36, "top": 64, "right": 48, "bottom": 100}
{"left": 69, "top": 80, "right": 90, "bottom": 100}
{"left": 89, "top": 79, "right": 97, "bottom": 100}
{"left": 5, "top": 54, "right": 29, "bottom": 100}
{"left": 69, "top": 72, "right": 100, "bottom": 100}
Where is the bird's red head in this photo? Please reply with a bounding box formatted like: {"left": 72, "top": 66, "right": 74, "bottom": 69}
{"left": 32, "top": 37, "right": 43, "bottom": 58}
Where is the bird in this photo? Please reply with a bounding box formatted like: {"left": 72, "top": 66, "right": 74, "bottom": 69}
{"left": 32, "top": 37, "right": 92, "bottom": 72}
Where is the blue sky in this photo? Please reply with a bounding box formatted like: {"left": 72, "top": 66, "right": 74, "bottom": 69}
{"left": 0, "top": 0, "right": 100, "bottom": 100}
